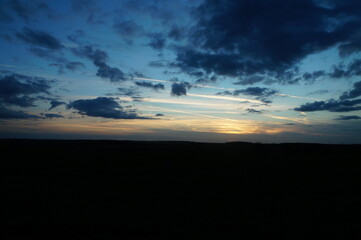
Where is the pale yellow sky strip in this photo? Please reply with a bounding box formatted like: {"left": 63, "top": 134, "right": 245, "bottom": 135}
{"left": 144, "top": 106, "right": 246, "bottom": 123}
{"left": 118, "top": 96, "right": 237, "bottom": 109}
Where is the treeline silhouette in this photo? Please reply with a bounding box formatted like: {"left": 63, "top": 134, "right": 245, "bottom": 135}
{"left": 1, "top": 139, "right": 361, "bottom": 239}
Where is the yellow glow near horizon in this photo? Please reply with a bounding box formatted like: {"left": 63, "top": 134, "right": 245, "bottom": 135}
{"left": 10, "top": 113, "right": 300, "bottom": 138}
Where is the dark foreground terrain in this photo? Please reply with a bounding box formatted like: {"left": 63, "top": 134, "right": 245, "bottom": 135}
{"left": 1, "top": 139, "right": 361, "bottom": 239}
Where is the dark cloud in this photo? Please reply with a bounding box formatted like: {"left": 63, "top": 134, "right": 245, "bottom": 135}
{"left": 329, "top": 59, "right": 361, "bottom": 79}
{"left": 338, "top": 32, "right": 361, "bottom": 57}
{"left": 295, "top": 99, "right": 361, "bottom": 112}
{"left": 128, "top": 71, "right": 146, "bottom": 79}
{"left": 131, "top": 96, "right": 145, "bottom": 102}
{"left": 235, "top": 87, "right": 278, "bottom": 98}
{"left": 1, "top": 95, "right": 37, "bottom": 108}
{"left": 0, "top": 105, "right": 40, "bottom": 119}
{"left": 65, "top": 61, "right": 85, "bottom": 71}
{"left": 16, "top": 27, "right": 63, "bottom": 50}
{"left": 67, "top": 30, "right": 85, "bottom": 44}
{"left": 307, "top": 90, "right": 329, "bottom": 96}
{"left": 67, "top": 97, "right": 149, "bottom": 119}
{"left": 135, "top": 81, "right": 165, "bottom": 91}
{"left": 302, "top": 70, "right": 326, "bottom": 83}
{"left": 86, "top": 11, "right": 105, "bottom": 25}
{"left": 115, "top": 87, "right": 140, "bottom": 97}
{"left": 113, "top": 20, "right": 143, "bottom": 37}
{"left": 95, "top": 62, "right": 127, "bottom": 82}
{"left": 334, "top": 115, "right": 361, "bottom": 121}
{"left": 195, "top": 75, "right": 217, "bottom": 85}
{"left": 0, "top": 73, "right": 52, "bottom": 100}
{"left": 233, "top": 75, "right": 266, "bottom": 85}
{"left": 107, "top": 87, "right": 144, "bottom": 103}
{"left": 172, "top": 0, "right": 361, "bottom": 83}
{"left": 217, "top": 87, "right": 278, "bottom": 103}
{"left": 0, "top": 72, "right": 56, "bottom": 119}
{"left": 49, "top": 61, "right": 85, "bottom": 74}
{"left": 41, "top": 113, "right": 64, "bottom": 119}
{"left": 29, "top": 47, "right": 66, "bottom": 62}
{"left": 48, "top": 100, "right": 66, "bottom": 110}
{"left": 168, "top": 26, "right": 184, "bottom": 41}
{"left": 296, "top": 80, "right": 361, "bottom": 112}
{"left": 0, "top": 0, "right": 52, "bottom": 23}
{"left": 340, "top": 81, "right": 361, "bottom": 100}
{"left": 71, "top": 45, "right": 130, "bottom": 82}
{"left": 246, "top": 108, "right": 263, "bottom": 114}
{"left": 71, "top": 45, "right": 108, "bottom": 64}
{"left": 171, "top": 82, "right": 192, "bottom": 97}
{"left": 148, "top": 61, "right": 167, "bottom": 68}
{"left": 147, "top": 33, "right": 166, "bottom": 50}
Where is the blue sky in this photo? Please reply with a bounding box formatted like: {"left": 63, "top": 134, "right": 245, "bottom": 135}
{"left": 1, "top": 0, "right": 361, "bottom": 143}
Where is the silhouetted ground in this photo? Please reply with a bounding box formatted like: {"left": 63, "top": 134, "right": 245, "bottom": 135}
{"left": 1, "top": 139, "right": 361, "bottom": 239}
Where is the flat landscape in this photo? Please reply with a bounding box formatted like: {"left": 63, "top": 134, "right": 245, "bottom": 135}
{"left": 1, "top": 139, "right": 361, "bottom": 239}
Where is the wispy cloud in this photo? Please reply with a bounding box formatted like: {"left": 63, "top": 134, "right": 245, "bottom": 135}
{"left": 188, "top": 93, "right": 264, "bottom": 104}
{"left": 264, "top": 114, "right": 310, "bottom": 124}
{"left": 275, "top": 93, "right": 320, "bottom": 101}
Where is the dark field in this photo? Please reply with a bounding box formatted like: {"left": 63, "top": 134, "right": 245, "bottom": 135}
{"left": 1, "top": 139, "right": 361, "bottom": 239}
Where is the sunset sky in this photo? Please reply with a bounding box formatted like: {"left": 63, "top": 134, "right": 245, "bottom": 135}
{"left": 1, "top": 0, "right": 361, "bottom": 143}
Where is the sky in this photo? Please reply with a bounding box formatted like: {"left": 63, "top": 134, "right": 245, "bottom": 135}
{"left": 0, "top": 0, "right": 361, "bottom": 143}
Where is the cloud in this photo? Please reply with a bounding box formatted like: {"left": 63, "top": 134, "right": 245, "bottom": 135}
{"left": 246, "top": 108, "right": 263, "bottom": 114}
{"left": 86, "top": 11, "right": 105, "bottom": 25}
{"left": 148, "top": 60, "right": 167, "bottom": 68}
{"left": 48, "top": 100, "right": 66, "bottom": 110}
{"left": 49, "top": 61, "right": 85, "bottom": 74}
{"left": 95, "top": 62, "right": 127, "bottom": 82}
{"left": 1, "top": 95, "right": 37, "bottom": 108}
{"left": 135, "top": 81, "right": 165, "bottom": 91}
{"left": 71, "top": 45, "right": 108, "bottom": 64}
{"left": 41, "top": 113, "right": 64, "bottom": 119}
{"left": 0, "top": 73, "right": 51, "bottom": 97}
{"left": 0, "top": 73, "right": 53, "bottom": 108}
{"left": 217, "top": 87, "right": 277, "bottom": 103}
{"left": 0, "top": 104, "right": 40, "bottom": 119}
{"left": 195, "top": 75, "right": 217, "bottom": 85}
{"left": 16, "top": 27, "right": 63, "bottom": 50}
{"left": 171, "top": 82, "right": 192, "bottom": 96}
{"left": 334, "top": 115, "right": 361, "bottom": 120}
{"left": 67, "top": 97, "right": 149, "bottom": 119}
{"left": 168, "top": 26, "right": 184, "bottom": 41}
{"left": 71, "top": 45, "right": 130, "bottom": 82}
{"left": 295, "top": 80, "right": 361, "bottom": 112}
{"left": 147, "top": 32, "right": 166, "bottom": 50}
{"left": 115, "top": 87, "right": 140, "bottom": 97}
{"left": 113, "top": 20, "right": 143, "bottom": 37}
{"left": 171, "top": 0, "right": 361, "bottom": 83}
{"left": 329, "top": 59, "right": 361, "bottom": 79}
{"left": 340, "top": 81, "right": 361, "bottom": 100}
{"left": 295, "top": 99, "right": 361, "bottom": 112}
{"left": 14, "top": 28, "right": 82, "bottom": 69}
{"left": 301, "top": 70, "right": 326, "bottom": 83}
{"left": 0, "top": 0, "right": 52, "bottom": 23}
